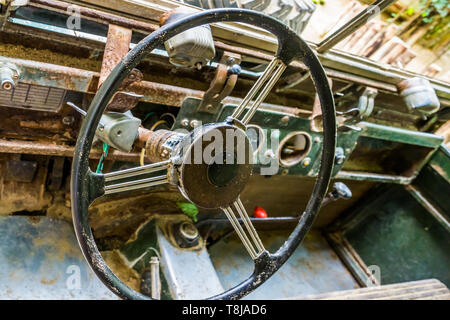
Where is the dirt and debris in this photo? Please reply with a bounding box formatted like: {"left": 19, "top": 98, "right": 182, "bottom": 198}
{"left": 0, "top": 43, "right": 101, "bottom": 71}
{"left": 102, "top": 250, "right": 141, "bottom": 292}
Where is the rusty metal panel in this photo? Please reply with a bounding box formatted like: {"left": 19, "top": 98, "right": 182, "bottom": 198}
{"left": 0, "top": 56, "right": 98, "bottom": 93}
{"left": 99, "top": 24, "right": 132, "bottom": 86}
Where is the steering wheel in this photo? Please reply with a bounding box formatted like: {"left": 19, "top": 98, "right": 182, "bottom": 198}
{"left": 71, "top": 8, "right": 336, "bottom": 300}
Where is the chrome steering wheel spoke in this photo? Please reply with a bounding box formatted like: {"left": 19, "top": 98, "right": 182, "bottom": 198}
{"left": 231, "top": 58, "right": 286, "bottom": 125}
{"left": 101, "top": 160, "right": 170, "bottom": 196}
{"left": 222, "top": 197, "right": 265, "bottom": 260}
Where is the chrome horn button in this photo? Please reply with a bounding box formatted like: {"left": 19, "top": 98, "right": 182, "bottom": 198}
{"left": 174, "top": 122, "right": 253, "bottom": 209}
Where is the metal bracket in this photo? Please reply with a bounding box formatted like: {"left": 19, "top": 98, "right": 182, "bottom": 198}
{"left": 95, "top": 110, "right": 141, "bottom": 152}
{"left": 98, "top": 24, "right": 143, "bottom": 113}
{"left": 9, "top": 0, "right": 29, "bottom": 11}
{"left": 341, "top": 87, "right": 378, "bottom": 125}
{"left": 156, "top": 227, "right": 224, "bottom": 299}
{"left": 106, "top": 68, "right": 144, "bottom": 113}
{"left": 197, "top": 51, "right": 241, "bottom": 114}
{"left": 67, "top": 101, "right": 141, "bottom": 152}
{"left": 0, "top": 61, "right": 19, "bottom": 91}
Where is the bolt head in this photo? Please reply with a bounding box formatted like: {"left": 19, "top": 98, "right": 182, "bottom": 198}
{"left": 1, "top": 80, "right": 13, "bottom": 91}
{"left": 335, "top": 154, "right": 345, "bottom": 165}
{"left": 190, "top": 120, "right": 199, "bottom": 128}
{"left": 62, "top": 116, "right": 75, "bottom": 125}
{"left": 179, "top": 222, "right": 198, "bottom": 241}
{"left": 264, "top": 150, "right": 275, "bottom": 159}
{"left": 228, "top": 64, "right": 241, "bottom": 75}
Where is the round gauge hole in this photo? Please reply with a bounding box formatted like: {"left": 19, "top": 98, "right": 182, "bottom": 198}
{"left": 278, "top": 132, "right": 311, "bottom": 167}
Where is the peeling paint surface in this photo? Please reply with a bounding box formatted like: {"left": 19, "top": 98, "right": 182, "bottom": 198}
{"left": 0, "top": 216, "right": 117, "bottom": 299}
{"left": 209, "top": 230, "right": 359, "bottom": 299}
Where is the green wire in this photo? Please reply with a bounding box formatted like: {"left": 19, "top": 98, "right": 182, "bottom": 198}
{"left": 96, "top": 142, "right": 109, "bottom": 173}
{"left": 143, "top": 112, "right": 155, "bottom": 122}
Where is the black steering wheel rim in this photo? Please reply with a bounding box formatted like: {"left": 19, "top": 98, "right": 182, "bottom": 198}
{"left": 71, "top": 8, "right": 336, "bottom": 300}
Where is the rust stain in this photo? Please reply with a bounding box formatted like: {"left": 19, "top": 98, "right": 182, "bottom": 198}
{"left": 98, "top": 25, "right": 132, "bottom": 87}
{"left": 33, "top": 233, "right": 80, "bottom": 262}
{"left": 40, "top": 277, "right": 58, "bottom": 285}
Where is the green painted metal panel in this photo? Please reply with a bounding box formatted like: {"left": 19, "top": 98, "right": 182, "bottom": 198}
{"left": 172, "top": 98, "right": 361, "bottom": 177}
{"left": 345, "top": 185, "right": 450, "bottom": 287}
{"left": 428, "top": 144, "right": 450, "bottom": 184}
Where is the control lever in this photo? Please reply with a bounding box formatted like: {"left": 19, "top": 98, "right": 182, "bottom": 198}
{"left": 67, "top": 102, "right": 141, "bottom": 152}
{"left": 338, "top": 87, "right": 378, "bottom": 125}
{"left": 321, "top": 182, "right": 352, "bottom": 207}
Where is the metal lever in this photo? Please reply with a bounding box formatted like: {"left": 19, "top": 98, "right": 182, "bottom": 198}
{"left": 67, "top": 101, "right": 107, "bottom": 130}
{"left": 338, "top": 87, "right": 378, "bottom": 125}
{"left": 317, "top": 0, "right": 397, "bottom": 53}
{"left": 66, "top": 101, "right": 87, "bottom": 117}
{"left": 322, "top": 182, "right": 352, "bottom": 207}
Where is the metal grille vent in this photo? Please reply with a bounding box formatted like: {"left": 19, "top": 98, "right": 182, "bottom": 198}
{"left": 0, "top": 83, "right": 65, "bottom": 112}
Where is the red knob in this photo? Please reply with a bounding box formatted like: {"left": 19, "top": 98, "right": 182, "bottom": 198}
{"left": 253, "top": 206, "right": 268, "bottom": 218}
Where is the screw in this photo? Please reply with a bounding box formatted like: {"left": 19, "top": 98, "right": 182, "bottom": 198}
{"left": 264, "top": 150, "right": 275, "bottom": 159}
{"left": 281, "top": 169, "right": 289, "bottom": 175}
{"left": 281, "top": 116, "right": 289, "bottom": 124}
{"left": 181, "top": 119, "right": 190, "bottom": 127}
{"left": 301, "top": 157, "right": 311, "bottom": 167}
